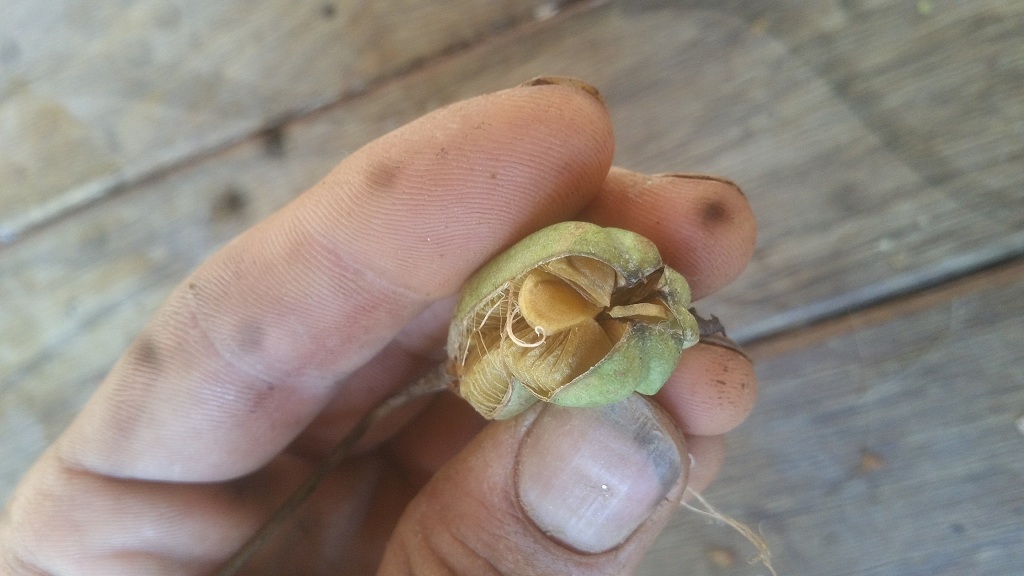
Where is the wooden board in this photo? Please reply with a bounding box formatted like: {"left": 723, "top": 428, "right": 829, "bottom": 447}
{"left": 0, "top": 0, "right": 562, "bottom": 240}
{"left": 640, "top": 264, "right": 1024, "bottom": 576}
{"left": 2, "top": 3, "right": 1023, "bottom": 569}
{"left": 687, "top": 0, "right": 1024, "bottom": 340}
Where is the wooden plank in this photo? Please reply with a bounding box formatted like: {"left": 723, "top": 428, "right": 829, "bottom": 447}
{"left": 2, "top": 0, "right": 1023, "bottom": 539}
{"left": 685, "top": 0, "right": 1024, "bottom": 340}
{"left": 0, "top": 0, "right": 565, "bottom": 241}
{"left": 744, "top": 257, "right": 1024, "bottom": 361}
{"left": 640, "top": 268, "right": 1024, "bottom": 576}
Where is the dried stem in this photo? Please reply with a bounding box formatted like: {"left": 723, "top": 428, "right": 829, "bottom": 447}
{"left": 691, "top": 306, "right": 751, "bottom": 362}
{"left": 682, "top": 488, "right": 778, "bottom": 576}
{"left": 214, "top": 364, "right": 452, "bottom": 576}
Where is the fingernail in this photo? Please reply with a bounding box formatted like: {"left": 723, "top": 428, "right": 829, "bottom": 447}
{"left": 653, "top": 173, "right": 745, "bottom": 198}
{"left": 519, "top": 76, "right": 605, "bottom": 106}
{"left": 516, "top": 394, "right": 685, "bottom": 553}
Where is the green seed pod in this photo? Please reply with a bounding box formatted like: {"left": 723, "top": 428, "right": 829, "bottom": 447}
{"left": 447, "top": 221, "right": 700, "bottom": 419}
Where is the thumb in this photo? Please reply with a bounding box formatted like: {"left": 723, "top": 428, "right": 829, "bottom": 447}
{"left": 378, "top": 393, "right": 688, "bottom": 575}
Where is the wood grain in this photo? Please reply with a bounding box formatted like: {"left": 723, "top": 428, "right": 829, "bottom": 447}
{"left": 687, "top": 0, "right": 1024, "bottom": 341}
{"left": 641, "top": 265, "right": 1024, "bottom": 576}
{"left": 0, "top": 0, "right": 562, "bottom": 241}
{"left": 1, "top": 2, "right": 1022, "bottom": 572}
{"left": 745, "top": 257, "right": 1024, "bottom": 361}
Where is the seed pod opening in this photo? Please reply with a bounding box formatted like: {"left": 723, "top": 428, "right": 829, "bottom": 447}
{"left": 447, "top": 221, "right": 700, "bottom": 419}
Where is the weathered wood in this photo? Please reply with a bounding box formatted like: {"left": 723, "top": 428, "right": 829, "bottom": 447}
{"left": 744, "top": 258, "right": 1024, "bottom": 361}
{"left": 641, "top": 267, "right": 1024, "bottom": 576}
{"left": 1, "top": 4, "right": 1023, "bottom": 572}
{"left": 684, "top": 0, "right": 1024, "bottom": 340}
{"left": 0, "top": 0, "right": 564, "bottom": 240}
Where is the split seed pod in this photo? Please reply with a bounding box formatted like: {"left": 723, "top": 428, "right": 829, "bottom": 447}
{"left": 447, "top": 221, "right": 700, "bottom": 419}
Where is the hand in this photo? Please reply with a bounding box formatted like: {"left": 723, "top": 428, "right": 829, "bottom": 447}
{"left": 0, "top": 77, "right": 757, "bottom": 575}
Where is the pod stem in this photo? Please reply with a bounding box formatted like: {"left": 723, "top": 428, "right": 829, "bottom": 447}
{"left": 691, "top": 306, "right": 751, "bottom": 362}
{"left": 214, "top": 363, "right": 452, "bottom": 576}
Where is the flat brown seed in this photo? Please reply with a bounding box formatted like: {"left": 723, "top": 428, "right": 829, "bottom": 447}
{"left": 541, "top": 255, "right": 616, "bottom": 307}
{"left": 606, "top": 302, "right": 670, "bottom": 321}
{"left": 518, "top": 269, "right": 602, "bottom": 335}
{"left": 598, "top": 318, "right": 629, "bottom": 344}
{"left": 505, "top": 317, "right": 613, "bottom": 397}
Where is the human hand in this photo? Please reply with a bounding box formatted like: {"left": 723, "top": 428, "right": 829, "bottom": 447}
{"left": 0, "top": 77, "right": 757, "bottom": 575}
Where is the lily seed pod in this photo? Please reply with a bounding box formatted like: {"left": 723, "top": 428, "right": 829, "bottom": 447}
{"left": 447, "top": 221, "right": 700, "bottom": 419}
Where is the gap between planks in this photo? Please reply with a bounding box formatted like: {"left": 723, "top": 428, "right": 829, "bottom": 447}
{"left": 744, "top": 255, "right": 1024, "bottom": 361}
{"left": 0, "top": 0, "right": 598, "bottom": 249}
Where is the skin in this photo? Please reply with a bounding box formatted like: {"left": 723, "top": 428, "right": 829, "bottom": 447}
{"left": 0, "top": 78, "right": 758, "bottom": 576}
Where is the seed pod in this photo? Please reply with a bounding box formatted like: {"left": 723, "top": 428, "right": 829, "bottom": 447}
{"left": 447, "top": 221, "right": 700, "bottom": 419}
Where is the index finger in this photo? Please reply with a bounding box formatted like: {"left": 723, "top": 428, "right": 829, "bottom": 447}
{"left": 58, "top": 78, "right": 614, "bottom": 482}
